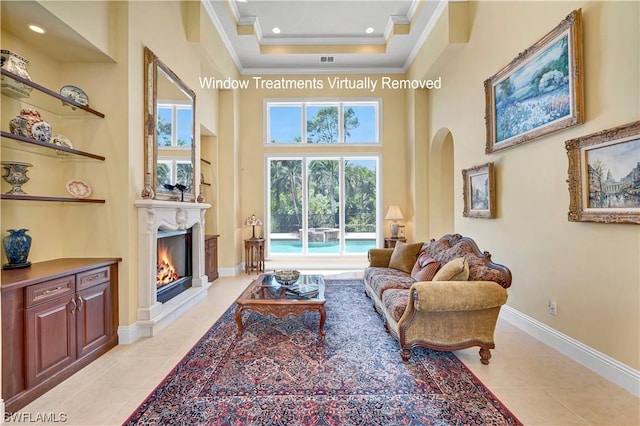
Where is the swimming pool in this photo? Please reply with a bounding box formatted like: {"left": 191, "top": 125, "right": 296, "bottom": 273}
{"left": 269, "top": 239, "right": 376, "bottom": 254}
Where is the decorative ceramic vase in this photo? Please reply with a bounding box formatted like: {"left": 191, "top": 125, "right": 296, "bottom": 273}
{"left": 197, "top": 185, "right": 205, "bottom": 203}
{"left": 1, "top": 161, "right": 33, "bottom": 195}
{"left": 2, "top": 228, "right": 32, "bottom": 269}
{"left": 0, "top": 50, "right": 32, "bottom": 80}
{"left": 9, "top": 108, "right": 52, "bottom": 143}
{"left": 141, "top": 172, "right": 155, "bottom": 199}
{"left": 0, "top": 50, "right": 33, "bottom": 98}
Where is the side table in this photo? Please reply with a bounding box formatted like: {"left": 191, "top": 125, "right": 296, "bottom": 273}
{"left": 384, "top": 237, "right": 406, "bottom": 248}
{"left": 244, "top": 238, "right": 265, "bottom": 274}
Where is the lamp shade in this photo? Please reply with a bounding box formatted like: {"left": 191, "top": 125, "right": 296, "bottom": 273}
{"left": 244, "top": 214, "right": 262, "bottom": 227}
{"left": 384, "top": 205, "right": 404, "bottom": 221}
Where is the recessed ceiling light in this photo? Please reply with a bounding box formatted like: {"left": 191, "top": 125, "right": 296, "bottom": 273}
{"left": 365, "top": 27, "right": 374, "bottom": 34}
{"left": 28, "top": 24, "right": 45, "bottom": 34}
{"left": 272, "top": 27, "right": 281, "bottom": 34}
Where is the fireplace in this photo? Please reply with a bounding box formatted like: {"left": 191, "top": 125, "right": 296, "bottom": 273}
{"left": 156, "top": 229, "right": 193, "bottom": 303}
{"left": 132, "top": 199, "right": 210, "bottom": 342}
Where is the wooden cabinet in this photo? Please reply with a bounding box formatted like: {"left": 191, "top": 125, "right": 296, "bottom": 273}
{"left": 1, "top": 258, "right": 120, "bottom": 412}
{"left": 205, "top": 234, "right": 219, "bottom": 282}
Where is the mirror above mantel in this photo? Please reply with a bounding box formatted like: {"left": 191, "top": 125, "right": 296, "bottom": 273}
{"left": 142, "top": 47, "right": 196, "bottom": 202}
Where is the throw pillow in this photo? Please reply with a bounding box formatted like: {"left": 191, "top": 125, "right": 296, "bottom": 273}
{"left": 432, "top": 257, "right": 470, "bottom": 281}
{"left": 411, "top": 252, "right": 442, "bottom": 281}
{"left": 388, "top": 241, "right": 424, "bottom": 274}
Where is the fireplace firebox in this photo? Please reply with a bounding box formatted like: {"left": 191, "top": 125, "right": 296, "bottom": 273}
{"left": 156, "top": 228, "right": 193, "bottom": 303}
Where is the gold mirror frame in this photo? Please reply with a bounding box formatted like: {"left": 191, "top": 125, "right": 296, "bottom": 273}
{"left": 143, "top": 47, "right": 196, "bottom": 202}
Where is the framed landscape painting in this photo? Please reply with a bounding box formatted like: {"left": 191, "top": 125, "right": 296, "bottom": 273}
{"left": 566, "top": 121, "right": 640, "bottom": 224}
{"left": 462, "top": 162, "right": 496, "bottom": 219}
{"left": 485, "top": 9, "right": 584, "bottom": 154}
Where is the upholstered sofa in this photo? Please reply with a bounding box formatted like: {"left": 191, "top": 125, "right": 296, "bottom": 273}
{"left": 364, "top": 234, "right": 512, "bottom": 364}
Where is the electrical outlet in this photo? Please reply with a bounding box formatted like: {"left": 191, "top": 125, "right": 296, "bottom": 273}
{"left": 548, "top": 300, "right": 557, "bottom": 316}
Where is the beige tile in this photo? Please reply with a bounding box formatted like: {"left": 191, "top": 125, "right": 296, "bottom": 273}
{"left": 494, "top": 388, "right": 589, "bottom": 425}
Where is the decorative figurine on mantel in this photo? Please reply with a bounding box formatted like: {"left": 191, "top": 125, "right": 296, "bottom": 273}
{"left": 163, "top": 183, "right": 188, "bottom": 202}
{"left": 2, "top": 228, "right": 32, "bottom": 269}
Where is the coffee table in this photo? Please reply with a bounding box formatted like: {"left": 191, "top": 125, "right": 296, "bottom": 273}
{"left": 235, "top": 274, "right": 326, "bottom": 338}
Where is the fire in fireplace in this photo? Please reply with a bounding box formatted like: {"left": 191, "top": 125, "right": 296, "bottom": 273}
{"left": 156, "top": 228, "right": 193, "bottom": 303}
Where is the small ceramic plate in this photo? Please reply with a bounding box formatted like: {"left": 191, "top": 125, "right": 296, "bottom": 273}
{"left": 51, "top": 134, "right": 73, "bottom": 156}
{"left": 65, "top": 180, "right": 92, "bottom": 199}
{"left": 60, "top": 85, "right": 89, "bottom": 106}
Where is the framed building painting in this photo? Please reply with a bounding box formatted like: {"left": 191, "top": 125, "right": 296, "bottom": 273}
{"left": 485, "top": 9, "right": 584, "bottom": 154}
{"left": 462, "top": 162, "right": 496, "bottom": 219}
{"left": 566, "top": 121, "right": 640, "bottom": 224}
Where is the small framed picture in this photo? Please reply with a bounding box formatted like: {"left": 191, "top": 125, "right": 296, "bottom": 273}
{"left": 566, "top": 120, "right": 640, "bottom": 224}
{"left": 462, "top": 162, "right": 496, "bottom": 219}
{"left": 397, "top": 225, "right": 405, "bottom": 239}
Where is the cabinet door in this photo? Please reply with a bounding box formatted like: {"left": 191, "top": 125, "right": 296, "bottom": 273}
{"left": 76, "top": 282, "right": 111, "bottom": 359}
{"left": 205, "top": 237, "right": 219, "bottom": 281}
{"left": 25, "top": 297, "right": 77, "bottom": 387}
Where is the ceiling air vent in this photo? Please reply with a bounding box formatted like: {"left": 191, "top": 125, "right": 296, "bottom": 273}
{"left": 319, "top": 56, "right": 335, "bottom": 63}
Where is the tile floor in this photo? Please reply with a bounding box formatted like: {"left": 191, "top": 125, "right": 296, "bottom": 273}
{"left": 7, "top": 272, "right": 640, "bottom": 425}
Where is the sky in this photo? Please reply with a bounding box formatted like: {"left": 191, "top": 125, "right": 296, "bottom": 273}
{"left": 269, "top": 104, "right": 377, "bottom": 144}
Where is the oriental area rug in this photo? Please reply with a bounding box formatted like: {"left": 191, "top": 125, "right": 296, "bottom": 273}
{"left": 125, "top": 280, "right": 522, "bottom": 425}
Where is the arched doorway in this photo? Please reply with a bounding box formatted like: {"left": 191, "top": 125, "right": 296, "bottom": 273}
{"left": 429, "top": 128, "right": 455, "bottom": 237}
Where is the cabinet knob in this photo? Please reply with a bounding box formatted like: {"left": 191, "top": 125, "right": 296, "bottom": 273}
{"left": 70, "top": 297, "right": 77, "bottom": 314}
{"left": 42, "top": 286, "right": 62, "bottom": 295}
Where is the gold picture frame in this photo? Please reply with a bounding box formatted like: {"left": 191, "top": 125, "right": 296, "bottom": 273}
{"left": 462, "top": 162, "right": 496, "bottom": 219}
{"left": 566, "top": 121, "right": 640, "bottom": 224}
{"left": 485, "top": 9, "right": 584, "bottom": 154}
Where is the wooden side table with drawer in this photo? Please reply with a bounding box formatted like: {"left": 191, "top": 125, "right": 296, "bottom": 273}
{"left": 384, "top": 237, "right": 406, "bottom": 248}
{"left": 244, "top": 238, "right": 265, "bottom": 274}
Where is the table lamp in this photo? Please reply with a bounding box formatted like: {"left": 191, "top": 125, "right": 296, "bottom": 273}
{"left": 244, "top": 214, "right": 263, "bottom": 240}
{"left": 384, "top": 205, "right": 404, "bottom": 239}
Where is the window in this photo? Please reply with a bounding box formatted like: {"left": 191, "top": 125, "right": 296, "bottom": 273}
{"left": 267, "top": 156, "right": 379, "bottom": 256}
{"left": 157, "top": 101, "right": 193, "bottom": 189}
{"left": 157, "top": 101, "right": 193, "bottom": 147}
{"left": 266, "top": 100, "right": 380, "bottom": 145}
{"left": 156, "top": 160, "right": 193, "bottom": 188}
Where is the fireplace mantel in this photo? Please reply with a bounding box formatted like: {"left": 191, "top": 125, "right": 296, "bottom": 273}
{"left": 133, "top": 199, "right": 211, "bottom": 339}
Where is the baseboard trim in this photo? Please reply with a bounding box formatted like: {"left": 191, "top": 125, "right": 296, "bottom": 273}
{"left": 219, "top": 264, "right": 244, "bottom": 277}
{"left": 501, "top": 305, "right": 640, "bottom": 397}
{"left": 117, "top": 323, "right": 141, "bottom": 345}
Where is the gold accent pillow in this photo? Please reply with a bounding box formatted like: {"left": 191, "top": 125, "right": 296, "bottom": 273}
{"left": 432, "top": 257, "right": 470, "bottom": 281}
{"left": 388, "top": 241, "right": 424, "bottom": 274}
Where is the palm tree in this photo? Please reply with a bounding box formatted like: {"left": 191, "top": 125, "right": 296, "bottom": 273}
{"left": 308, "top": 160, "right": 339, "bottom": 226}
{"left": 270, "top": 160, "right": 302, "bottom": 232}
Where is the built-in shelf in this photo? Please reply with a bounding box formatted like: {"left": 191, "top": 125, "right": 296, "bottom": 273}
{"left": 0, "top": 194, "right": 105, "bottom": 203}
{"left": 1, "top": 131, "right": 105, "bottom": 160}
{"left": 1, "top": 69, "right": 105, "bottom": 118}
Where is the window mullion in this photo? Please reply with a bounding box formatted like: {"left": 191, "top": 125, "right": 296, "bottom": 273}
{"left": 338, "top": 103, "right": 344, "bottom": 144}
{"left": 301, "top": 102, "right": 307, "bottom": 144}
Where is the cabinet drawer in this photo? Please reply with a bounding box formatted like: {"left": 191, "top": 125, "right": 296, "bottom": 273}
{"left": 77, "top": 267, "right": 110, "bottom": 291}
{"left": 25, "top": 276, "right": 75, "bottom": 308}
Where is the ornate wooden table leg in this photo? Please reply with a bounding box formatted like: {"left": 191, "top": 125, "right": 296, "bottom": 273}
{"left": 235, "top": 306, "right": 245, "bottom": 336}
{"left": 318, "top": 306, "right": 326, "bottom": 338}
